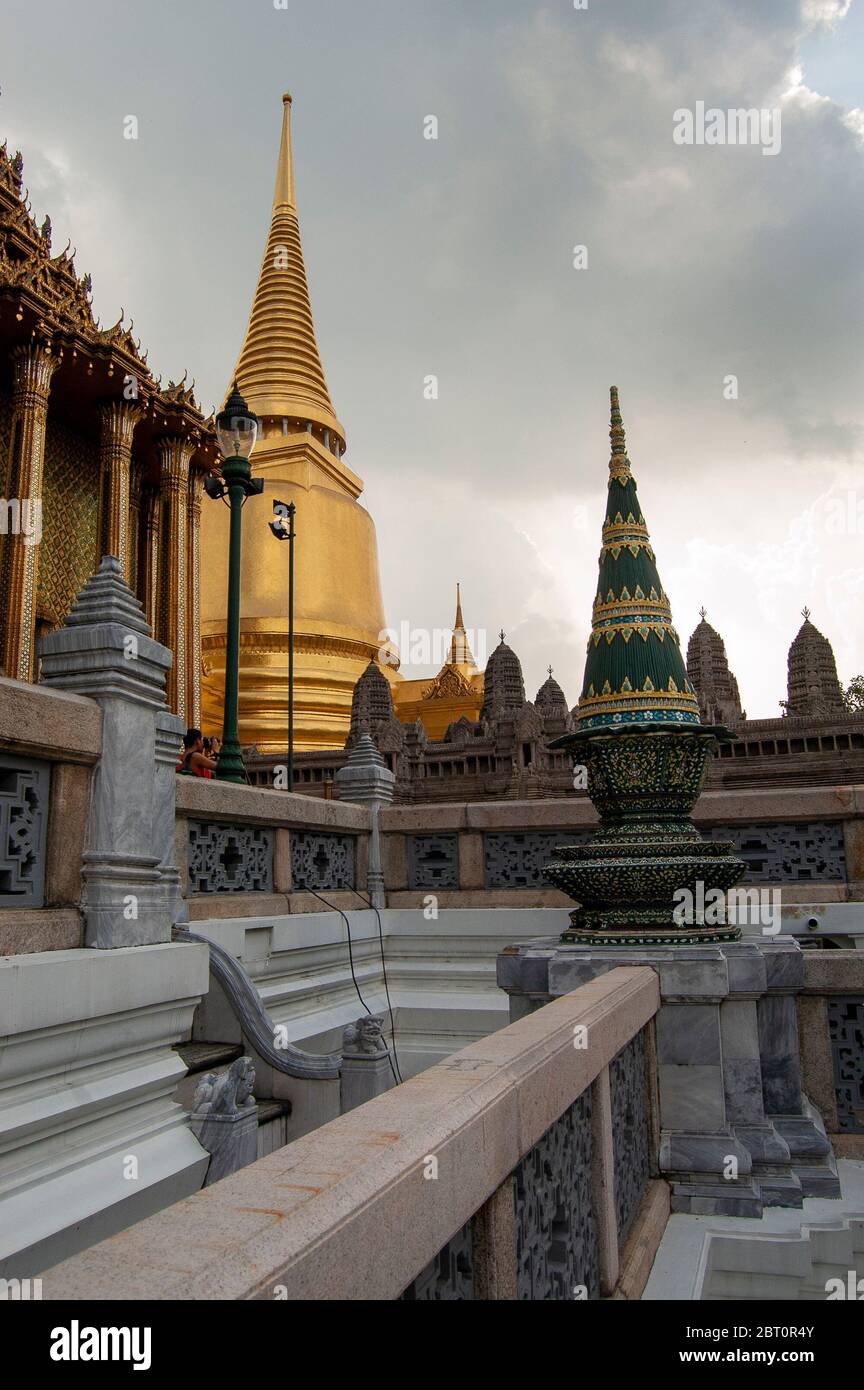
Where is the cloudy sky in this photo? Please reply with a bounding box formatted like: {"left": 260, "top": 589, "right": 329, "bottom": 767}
{"left": 4, "top": 0, "right": 863, "bottom": 716}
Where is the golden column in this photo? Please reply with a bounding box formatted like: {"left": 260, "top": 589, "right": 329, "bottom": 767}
{"left": 99, "top": 399, "right": 143, "bottom": 583}
{"left": 2, "top": 337, "right": 59, "bottom": 681}
{"left": 200, "top": 94, "right": 393, "bottom": 750}
{"left": 157, "top": 435, "right": 195, "bottom": 718}
{"left": 142, "top": 484, "right": 162, "bottom": 638}
{"left": 186, "top": 467, "right": 204, "bottom": 728}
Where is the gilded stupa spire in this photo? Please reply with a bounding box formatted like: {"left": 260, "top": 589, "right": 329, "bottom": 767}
{"left": 273, "top": 92, "right": 297, "bottom": 210}
{"left": 449, "top": 582, "right": 476, "bottom": 668}
{"left": 232, "top": 93, "right": 345, "bottom": 444}
{"left": 578, "top": 388, "right": 701, "bottom": 730}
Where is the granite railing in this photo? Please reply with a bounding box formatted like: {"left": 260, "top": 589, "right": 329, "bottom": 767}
{"left": 40, "top": 967, "right": 665, "bottom": 1302}
{"left": 797, "top": 951, "right": 864, "bottom": 1157}
{"left": 382, "top": 786, "right": 864, "bottom": 909}
{"left": 0, "top": 675, "right": 101, "bottom": 954}
{"left": 175, "top": 778, "right": 371, "bottom": 918}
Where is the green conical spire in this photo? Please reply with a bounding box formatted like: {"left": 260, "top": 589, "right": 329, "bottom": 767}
{"left": 577, "top": 388, "right": 700, "bottom": 730}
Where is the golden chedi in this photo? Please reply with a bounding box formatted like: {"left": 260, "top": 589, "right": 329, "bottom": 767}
{"left": 200, "top": 95, "right": 391, "bottom": 751}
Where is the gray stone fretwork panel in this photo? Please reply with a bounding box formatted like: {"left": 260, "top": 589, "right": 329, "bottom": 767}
{"left": 706, "top": 822, "right": 846, "bottom": 882}
{"left": 610, "top": 1030, "right": 651, "bottom": 1244}
{"left": 0, "top": 754, "right": 50, "bottom": 908}
{"left": 515, "top": 1090, "right": 600, "bottom": 1300}
{"left": 485, "top": 830, "right": 592, "bottom": 889}
{"left": 291, "top": 831, "right": 356, "bottom": 892}
{"left": 406, "top": 834, "right": 459, "bottom": 890}
{"left": 828, "top": 996, "right": 864, "bottom": 1133}
{"left": 400, "top": 1223, "right": 474, "bottom": 1300}
{"left": 187, "top": 821, "right": 274, "bottom": 894}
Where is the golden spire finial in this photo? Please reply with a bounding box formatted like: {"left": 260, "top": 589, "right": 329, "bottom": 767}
{"left": 454, "top": 581, "right": 465, "bottom": 632}
{"left": 449, "top": 582, "right": 476, "bottom": 669}
{"left": 273, "top": 91, "right": 296, "bottom": 210}
{"left": 609, "top": 385, "right": 632, "bottom": 482}
{"left": 230, "top": 94, "right": 345, "bottom": 444}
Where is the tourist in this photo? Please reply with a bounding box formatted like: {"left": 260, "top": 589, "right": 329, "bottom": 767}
{"left": 176, "top": 728, "right": 218, "bottom": 778}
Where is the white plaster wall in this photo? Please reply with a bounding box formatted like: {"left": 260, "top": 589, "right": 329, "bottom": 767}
{"left": 191, "top": 907, "right": 570, "bottom": 1077}
{"left": 0, "top": 941, "right": 210, "bottom": 1278}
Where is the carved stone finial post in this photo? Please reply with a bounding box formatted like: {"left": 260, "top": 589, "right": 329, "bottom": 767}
{"left": 340, "top": 1016, "right": 394, "bottom": 1113}
{"left": 334, "top": 733, "right": 395, "bottom": 908}
{"left": 38, "top": 555, "right": 186, "bottom": 947}
{"left": 190, "top": 1057, "right": 258, "bottom": 1185}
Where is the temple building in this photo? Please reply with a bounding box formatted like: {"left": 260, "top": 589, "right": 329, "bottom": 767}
{"left": 248, "top": 630, "right": 576, "bottom": 801}
{"left": 686, "top": 608, "right": 864, "bottom": 789}
{"left": 0, "top": 141, "right": 217, "bottom": 720}
{"left": 686, "top": 609, "right": 745, "bottom": 727}
{"left": 388, "top": 585, "right": 484, "bottom": 738}
{"left": 783, "top": 609, "right": 847, "bottom": 719}
{"left": 199, "top": 95, "right": 393, "bottom": 752}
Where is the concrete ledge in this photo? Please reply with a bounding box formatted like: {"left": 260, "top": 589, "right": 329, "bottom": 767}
{"left": 176, "top": 779, "right": 369, "bottom": 831}
{"left": 609, "top": 1179, "right": 671, "bottom": 1301}
{"left": 801, "top": 950, "right": 864, "bottom": 993}
{"left": 186, "top": 891, "right": 364, "bottom": 921}
{"left": 42, "top": 967, "right": 660, "bottom": 1301}
{"left": 0, "top": 909, "right": 82, "bottom": 956}
{"left": 379, "top": 787, "right": 864, "bottom": 833}
{"left": 387, "top": 890, "right": 572, "bottom": 909}
{"left": 0, "top": 676, "right": 101, "bottom": 763}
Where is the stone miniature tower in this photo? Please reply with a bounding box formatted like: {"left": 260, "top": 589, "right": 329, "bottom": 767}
{"left": 545, "top": 389, "right": 743, "bottom": 944}
{"left": 783, "top": 610, "right": 846, "bottom": 718}
{"left": 481, "top": 634, "right": 526, "bottom": 719}
{"left": 686, "top": 610, "right": 745, "bottom": 727}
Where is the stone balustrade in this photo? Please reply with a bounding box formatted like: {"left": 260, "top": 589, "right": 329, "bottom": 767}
{"left": 381, "top": 786, "right": 864, "bottom": 912}
{"left": 0, "top": 674, "right": 101, "bottom": 954}
{"left": 796, "top": 950, "right": 864, "bottom": 1156}
{"left": 40, "top": 967, "right": 664, "bottom": 1301}
{"left": 175, "top": 776, "right": 371, "bottom": 919}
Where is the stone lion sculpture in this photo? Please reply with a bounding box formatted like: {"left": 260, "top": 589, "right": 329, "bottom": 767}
{"left": 193, "top": 1056, "right": 256, "bottom": 1116}
{"left": 342, "top": 1015, "right": 388, "bottom": 1056}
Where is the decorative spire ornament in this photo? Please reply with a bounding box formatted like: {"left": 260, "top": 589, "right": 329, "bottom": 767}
{"left": 577, "top": 388, "right": 701, "bottom": 731}
{"left": 545, "top": 389, "right": 744, "bottom": 946}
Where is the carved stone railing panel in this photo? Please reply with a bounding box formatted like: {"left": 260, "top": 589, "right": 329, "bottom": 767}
{"left": 400, "top": 1223, "right": 474, "bottom": 1300}
{"left": 406, "top": 834, "right": 459, "bottom": 890}
{"left": 187, "top": 821, "right": 274, "bottom": 894}
{"left": 484, "top": 830, "right": 592, "bottom": 889}
{"left": 0, "top": 754, "right": 50, "bottom": 908}
{"left": 705, "top": 822, "right": 846, "bottom": 882}
{"left": 828, "top": 996, "right": 864, "bottom": 1133}
{"left": 515, "top": 1090, "right": 599, "bottom": 1300}
{"left": 291, "top": 831, "right": 355, "bottom": 892}
{"left": 610, "top": 1030, "right": 651, "bottom": 1244}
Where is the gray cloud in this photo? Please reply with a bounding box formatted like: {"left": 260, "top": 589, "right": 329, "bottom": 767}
{"left": 3, "top": 0, "right": 862, "bottom": 714}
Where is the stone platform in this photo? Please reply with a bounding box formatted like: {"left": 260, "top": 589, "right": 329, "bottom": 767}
{"left": 497, "top": 935, "right": 840, "bottom": 1217}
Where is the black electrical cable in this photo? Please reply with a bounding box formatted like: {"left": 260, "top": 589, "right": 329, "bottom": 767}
{"left": 342, "top": 884, "right": 403, "bottom": 1086}
{"left": 295, "top": 882, "right": 401, "bottom": 1085}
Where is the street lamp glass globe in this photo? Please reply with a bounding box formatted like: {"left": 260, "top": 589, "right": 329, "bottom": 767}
{"left": 215, "top": 383, "right": 259, "bottom": 460}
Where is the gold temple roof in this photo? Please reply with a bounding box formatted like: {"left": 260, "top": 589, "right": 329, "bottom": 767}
{"left": 232, "top": 95, "right": 345, "bottom": 444}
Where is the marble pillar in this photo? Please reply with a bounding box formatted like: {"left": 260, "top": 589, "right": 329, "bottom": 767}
{"left": 498, "top": 935, "right": 839, "bottom": 1217}
{"left": 39, "top": 556, "right": 179, "bottom": 948}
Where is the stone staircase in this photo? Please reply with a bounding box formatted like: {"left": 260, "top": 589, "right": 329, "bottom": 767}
{"left": 696, "top": 1215, "right": 864, "bottom": 1300}
{"left": 173, "top": 1041, "right": 293, "bottom": 1159}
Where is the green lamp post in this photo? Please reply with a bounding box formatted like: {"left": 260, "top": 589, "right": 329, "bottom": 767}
{"left": 270, "top": 499, "right": 297, "bottom": 794}
{"left": 207, "top": 383, "right": 264, "bottom": 783}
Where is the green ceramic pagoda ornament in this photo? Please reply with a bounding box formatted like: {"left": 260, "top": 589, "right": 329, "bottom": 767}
{"left": 546, "top": 388, "right": 745, "bottom": 945}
